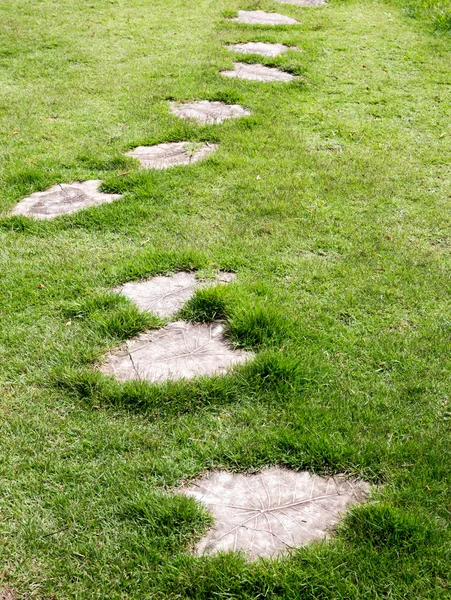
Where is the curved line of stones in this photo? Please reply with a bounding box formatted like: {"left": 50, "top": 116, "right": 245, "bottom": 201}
{"left": 101, "top": 3, "right": 311, "bottom": 381}
{"left": 103, "top": 0, "right": 368, "bottom": 562}
{"left": 10, "top": 2, "right": 317, "bottom": 216}
{"left": 9, "top": 0, "right": 370, "bottom": 562}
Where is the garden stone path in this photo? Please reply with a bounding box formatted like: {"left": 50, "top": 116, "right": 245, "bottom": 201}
{"left": 11, "top": 180, "right": 122, "bottom": 220}
{"left": 100, "top": 321, "right": 252, "bottom": 383}
{"left": 181, "top": 468, "right": 370, "bottom": 559}
{"left": 126, "top": 142, "right": 218, "bottom": 169}
{"left": 170, "top": 101, "right": 250, "bottom": 124}
{"left": 116, "top": 271, "right": 235, "bottom": 318}
{"left": 221, "top": 63, "right": 295, "bottom": 82}
{"left": 277, "top": 0, "right": 326, "bottom": 5}
{"left": 232, "top": 11, "right": 299, "bottom": 25}
{"left": 227, "top": 42, "right": 292, "bottom": 57}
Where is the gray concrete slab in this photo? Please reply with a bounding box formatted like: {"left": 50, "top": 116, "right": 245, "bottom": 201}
{"left": 277, "top": 0, "right": 326, "bottom": 6}
{"left": 116, "top": 271, "right": 235, "bottom": 318}
{"left": 126, "top": 142, "right": 218, "bottom": 169}
{"left": 100, "top": 321, "right": 252, "bottom": 383}
{"left": 232, "top": 10, "right": 299, "bottom": 25}
{"left": 221, "top": 62, "right": 295, "bottom": 82}
{"left": 170, "top": 101, "right": 250, "bottom": 124}
{"left": 10, "top": 181, "right": 122, "bottom": 219}
{"left": 181, "top": 468, "right": 370, "bottom": 559}
{"left": 227, "top": 42, "right": 292, "bottom": 57}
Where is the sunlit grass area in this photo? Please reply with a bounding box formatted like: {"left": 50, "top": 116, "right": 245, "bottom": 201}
{"left": 0, "top": 0, "right": 450, "bottom": 597}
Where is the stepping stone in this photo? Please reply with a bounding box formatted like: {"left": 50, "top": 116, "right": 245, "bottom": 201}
{"left": 221, "top": 62, "right": 295, "bottom": 83}
{"left": 181, "top": 468, "right": 370, "bottom": 559}
{"left": 277, "top": 0, "right": 326, "bottom": 5}
{"left": 170, "top": 101, "right": 250, "bottom": 124}
{"left": 232, "top": 10, "right": 299, "bottom": 25}
{"left": 10, "top": 180, "right": 122, "bottom": 220}
{"left": 100, "top": 321, "right": 252, "bottom": 383}
{"left": 116, "top": 271, "right": 236, "bottom": 318}
{"left": 126, "top": 142, "right": 218, "bottom": 169}
{"left": 227, "top": 42, "right": 291, "bottom": 57}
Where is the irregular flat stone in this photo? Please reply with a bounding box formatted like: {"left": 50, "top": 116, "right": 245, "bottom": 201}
{"left": 232, "top": 10, "right": 299, "bottom": 25}
{"left": 116, "top": 271, "right": 236, "bottom": 318}
{"left": 100, "top": 321, "right": 252, "bottom": 383}
{"left": 227, "top": 42, "right": 291, "bottom": 57}
{"left": 221, "top": 62, "right": 295, "bottom": 82}
{"left": 10, "top": 181, "right": 122, "bottom": 220}
{"left": 277, "top": 0, "right": 326, "bottom": 5}
{"left": 126, "top": 142, "right": 218, "bottom": 169}
{"left": 181, "top": 468, "right": 370, "bottom": 559}
{"left": 170, "top": 101, "right": 250, "bottom": 124}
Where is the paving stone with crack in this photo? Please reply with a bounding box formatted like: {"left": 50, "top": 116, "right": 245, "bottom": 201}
{"left": 232, "top": 10, "right": 299, "bottom": 25}
{"left": 277, "top": 0, "right": 326, "bottom": 5}
{"left": 116, "top": 271, "right": 236, "bottom": 318}
{"left": 10, "top": 181, "right": 122, "bottom": 220}
{"left": 126, "top": 142, "right": 218, "bottom": 169}
{"left": 181, "top": 468, "right": 370, "bottom": 559}
{"left": 221, "top": 62, "right": 295, "bottom": 82}
{"left": 227, "top": 42, "right": 292, "bottom": 57}
{"left": 100, "top": 321, "right": 252, "bottom": 382}
{"left": 170, "top": 101, "right": 250, "bottom": 124}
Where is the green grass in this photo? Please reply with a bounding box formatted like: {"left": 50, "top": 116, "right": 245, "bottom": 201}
{"left": 400, "top": 0, "right": 451, "bottom": 31}
{"left": 0, "top": 0, "right": 451, "bottom": 597}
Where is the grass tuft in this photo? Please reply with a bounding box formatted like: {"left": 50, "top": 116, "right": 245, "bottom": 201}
{"left": 179, "top": 285, "right": 231, "bottom": 322}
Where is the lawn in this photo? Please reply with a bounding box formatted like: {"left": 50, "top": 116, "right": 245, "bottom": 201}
{"left": 0, "top": 0, "right": 450, "bottom": 597}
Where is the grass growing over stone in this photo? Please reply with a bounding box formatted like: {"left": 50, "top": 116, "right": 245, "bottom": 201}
{"left": 0, "top": 0, "right": 450, "bottom": 597}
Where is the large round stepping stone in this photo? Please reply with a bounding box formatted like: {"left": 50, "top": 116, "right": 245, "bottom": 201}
{"left": 277, "top": 0, "right": 326, "bottom": 5}
{"left": 100, "top": 321, "right": 252, "bottom": 382}
{"left": 221, "top": 62, "right": 295, "bottom": 83}
{"left": 126, "top": 142, "right": 218, "bottom": 169}
{"left": 116, "top": 271, "right": 235, "bottom": 318}
{"left": 10, "top": 181, "right": 122, "bottom": 220}
{"left": 181, "top": 468, "right": 370, "bottom": 559}
{"left": 232, "top": 10, "right": 299, "bottom": 25}
{"left": 170, "top": 101, "right": 250, "bottom": 124}
{"left": 227, "top": 42, "right": 291, "bottom": 57}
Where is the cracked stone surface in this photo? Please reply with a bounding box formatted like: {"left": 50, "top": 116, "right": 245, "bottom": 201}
{"left": 10, "top": 181, "right": 122, "bottom": 220}
{"left": 126, "top": 142, "right": 218, "bottom": 169}
{"left": 221, "top": 62, "right": 295, "bottom": 82}
{"left": 227, "top": 42, "right": 291, "bottom": 57}
{"left": 232, "top": 10, "right": 299, "bottom": 25}
{"left": 277, "top": 0, "right": 326, "bottom": 5}
{"left": 100, "top": 321, "right": 252, "bottom": 383}
{"left": 170, "top": 101, "right": 250, "bottom": 124}
{"left": 116, "top": 271, "right": 236, "bottom": 318}
{"left": 181, "top": 468, "right": 370, "bottom": 559}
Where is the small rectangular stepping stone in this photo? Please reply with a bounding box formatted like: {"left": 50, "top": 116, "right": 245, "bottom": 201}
{"left": 10, "top": 181, "right": 122, "bottom": 220}
{"left": 227, "top": 42, "right": 291, "bottom": 57}
{"left": 116, "top": 271, "right": 235, "bottom": 318}
{"left": 126, "top": 142, "right": 218, "bottom": 169}
{"left": 180, "top": 468, "right": 369, "bottom": 559}
{"left": 232, "top": 10, "right": 299, "bottom": 25}
{"left": 221, "top": 62, "right": 295, "bottom": 82}
{"left": 170, "top": 100, "right": 250, "bottom": 124}
{"left": 100, "top": 321, "right": 252, "bottom": 382}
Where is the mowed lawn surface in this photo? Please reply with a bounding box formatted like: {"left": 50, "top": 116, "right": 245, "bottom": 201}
{"left": 1, "top": 0, "right": 450, "bottom": 597}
